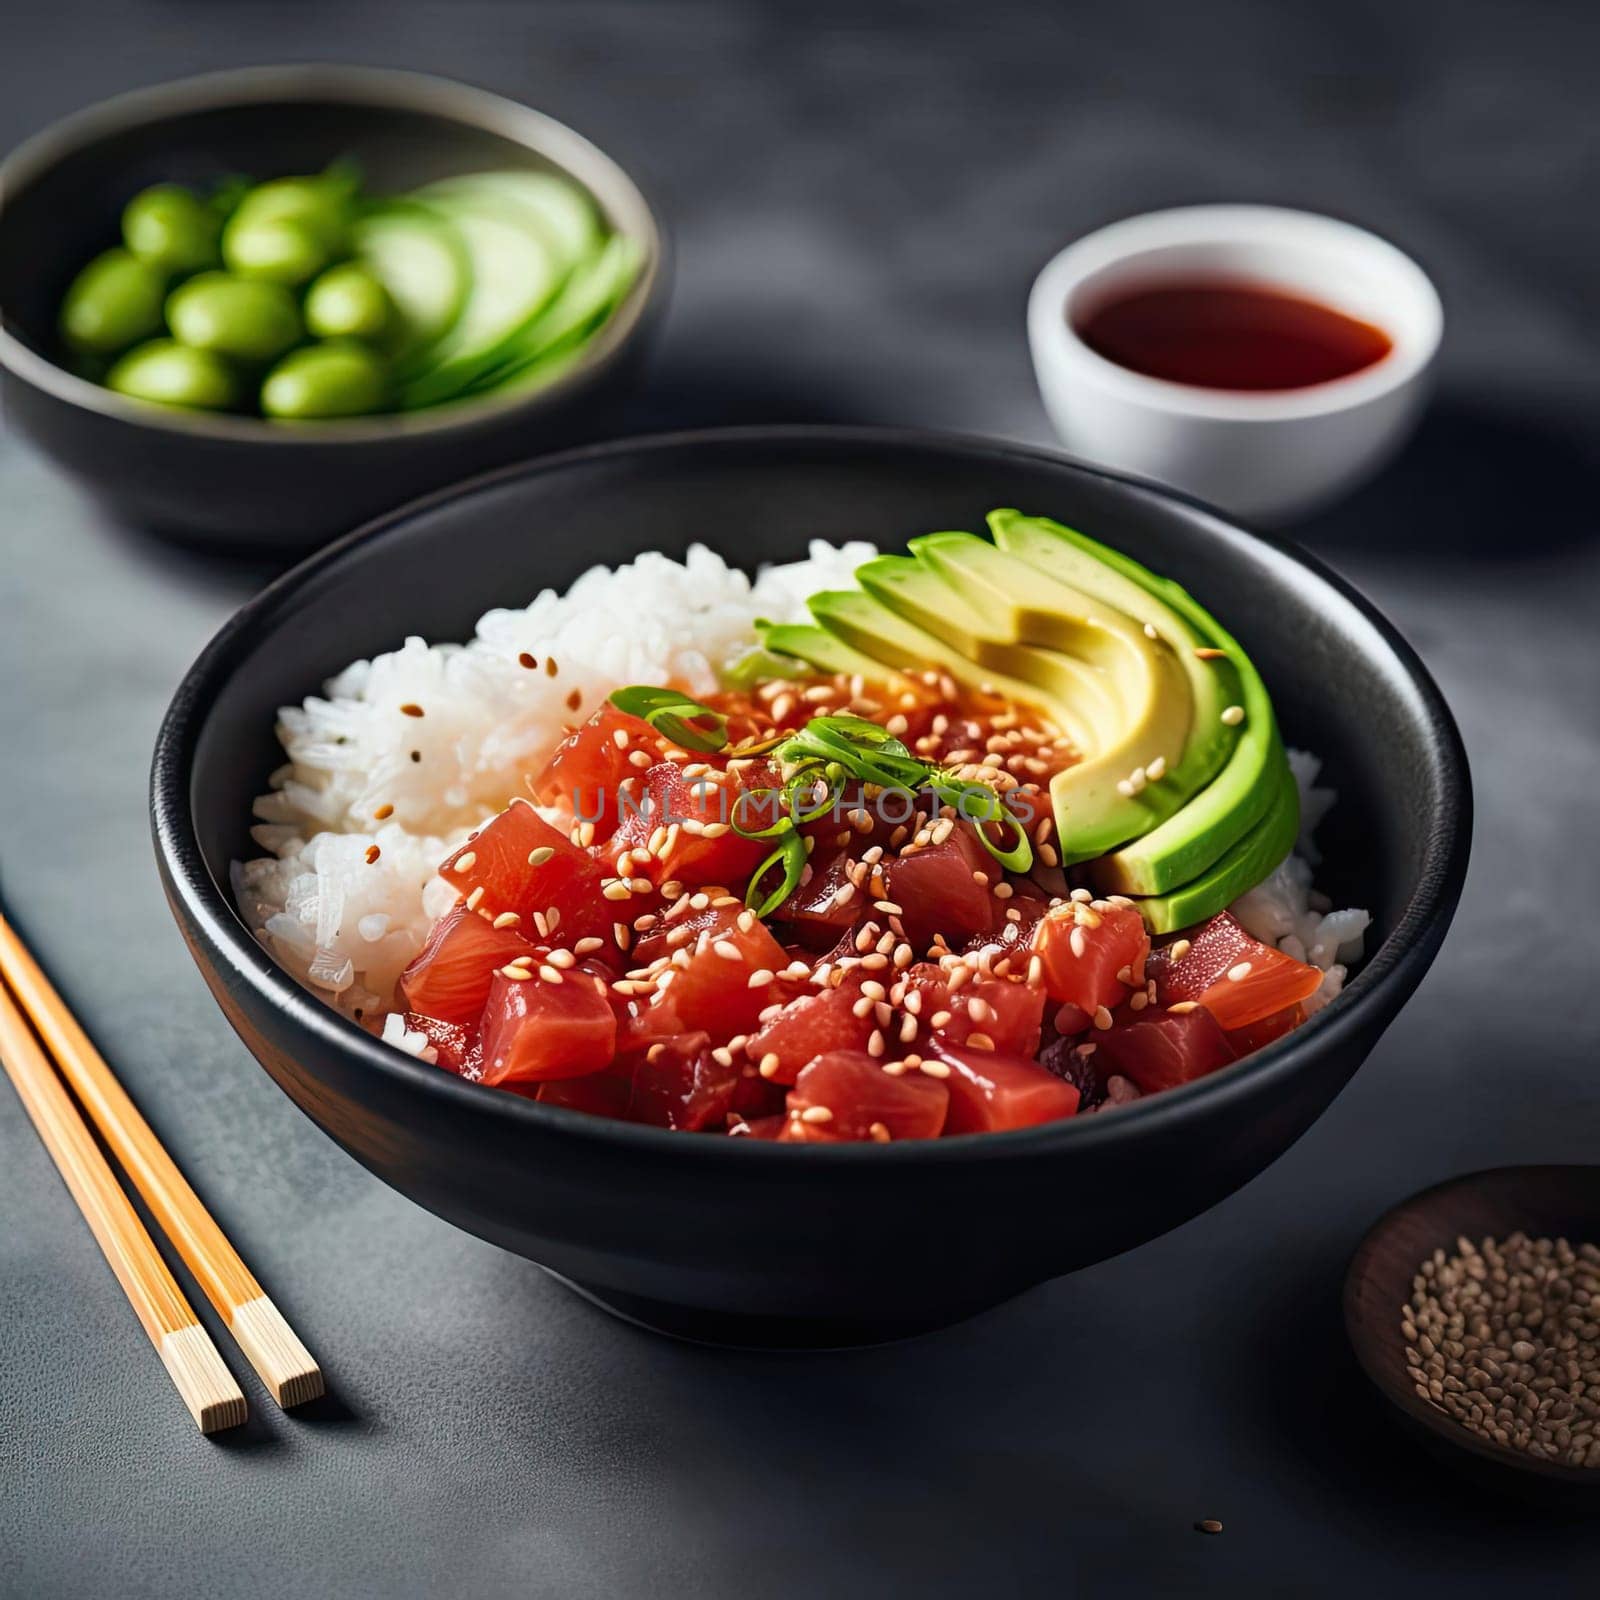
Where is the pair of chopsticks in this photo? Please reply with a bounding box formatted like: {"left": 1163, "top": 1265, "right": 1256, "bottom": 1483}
{"left": 0, "top": 911, "right": 322, "bottom": 1433}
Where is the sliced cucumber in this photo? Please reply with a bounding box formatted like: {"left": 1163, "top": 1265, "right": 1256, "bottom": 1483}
{"left": 415, "top": 171, "right": 600, "bottom": 274}
{"left": 398, "top": 194, "right": 564, "bottom": 407}
{"left": 466, "top": 234, "right": 643, "bottom": 396}
{"left": 351, "top": 203, "right": 470, "bottom": 355}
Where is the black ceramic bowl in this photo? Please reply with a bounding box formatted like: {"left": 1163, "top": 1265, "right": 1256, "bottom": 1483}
{"left": 152, "top": 427, "right": 1471, "bottom": 1347}
{"left": 0, "top": 66, "right": 665, "bottom": 550}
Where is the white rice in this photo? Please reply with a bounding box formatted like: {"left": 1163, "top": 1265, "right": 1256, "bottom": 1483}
{"left": 233, "top": 543, "right": 1368, "bottom": 1035}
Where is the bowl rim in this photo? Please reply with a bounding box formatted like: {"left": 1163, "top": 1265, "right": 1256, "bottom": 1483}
{"left": 0, "top": 63, "right": 666, "bottom": 443}
{"left": 150, "top": 422, "right": 1473, "bottom": 1167}
{"left": 1343, "top": 1164, "right": 1600, "bottom": 1490}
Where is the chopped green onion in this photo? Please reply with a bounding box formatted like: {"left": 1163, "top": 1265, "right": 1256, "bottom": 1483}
{"left": 609, "top": 690, "right": 1036, "bottom": 909}
{"left": 608, "top": 685, "right": 728, "bottom": 753}
{"left": 745, "top": 825, "right": 809, "bottom": 918}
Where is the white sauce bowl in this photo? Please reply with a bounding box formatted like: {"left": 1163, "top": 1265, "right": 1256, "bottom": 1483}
{"left": 1028, "top": 205, "right": 1443, "bottom": 523}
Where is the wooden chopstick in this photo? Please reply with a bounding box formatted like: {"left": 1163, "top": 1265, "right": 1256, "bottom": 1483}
{"left": 0, "top": 913, "right": 323, "bottom": 1410}
{"left": 0, "top": 978, "right": 247, "bottom": 1433}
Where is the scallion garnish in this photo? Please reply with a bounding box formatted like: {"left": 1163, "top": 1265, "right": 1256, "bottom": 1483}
{"left": 745, "top": 826, "right": 811, "bottom": 919}
{"left": 608, "top": 685, "right": 728, "bottom": 753}
{"left": 607, "top": 696, "right": 1036, "bottom": 917}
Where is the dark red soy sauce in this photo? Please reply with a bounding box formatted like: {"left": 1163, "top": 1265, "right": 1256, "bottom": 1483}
{"left": 1074, "top": 279, "right": 1393, "bottom": 391}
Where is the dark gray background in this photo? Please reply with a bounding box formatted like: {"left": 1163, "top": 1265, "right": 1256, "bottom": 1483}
{"left": 3, "top": 2, "right": 1598, "bottom": 1596}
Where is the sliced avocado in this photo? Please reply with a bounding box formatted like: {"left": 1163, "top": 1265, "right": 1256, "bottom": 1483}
{"left": 910, "top": 528, "right": 1232, "bottom": 815}
{"left": 1128, "top": 758, "right": 1300, "bottom": 933}
{"left": 751, "top": 622, "right": 916, "bottom": 694}
{"left": 989, "top": 511, "right": 1287, "bottom": 896}
{"left": 855, "top": 552, "right": 1194, "bottom": 864}
{"left": 980, "top": 511, "right": 1240, "bottom": 787}
{"left": 802, "top": 589, "right": 1105, "bottom": 754}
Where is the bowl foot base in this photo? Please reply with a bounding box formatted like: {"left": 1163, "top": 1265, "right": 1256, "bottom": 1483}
{"left": 542, "top": 1268, "right": 1014, "bottom": 1350}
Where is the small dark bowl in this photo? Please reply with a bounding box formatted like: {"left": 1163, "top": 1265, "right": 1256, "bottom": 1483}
{"left": 1346, "top": 1166, "right": 1600, "bottom": 1505}
{"left": 0, "top": 66, "right": 665, "bottom": 550}
{"left": 152, "top": 426, "right": 1472, "bottom": 1347}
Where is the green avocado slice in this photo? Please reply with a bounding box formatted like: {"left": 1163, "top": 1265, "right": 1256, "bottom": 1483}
{"left": 751, "top": 622, "right": 916, "bottom": 692}
{"left": 801, "top": 589, "right": 1106, "bottom": 755}
{"left": 909, "top": 527, "right": 1233, "bottom": 812}
{"left": 1127, "top": 758, "right": 1300, "bottom": 933}
{"left": 989, "top": 512, "right": 1287, "bottom": 895}
{"left": 853, "top": 551, "right": 1194, "bottom": 863}
{"left": 982, "top": 511, "right": 1240, "bottom": 792}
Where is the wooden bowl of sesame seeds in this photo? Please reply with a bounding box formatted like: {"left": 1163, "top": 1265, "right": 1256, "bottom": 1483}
{"left": 1345, "top": 1166, "right": 1600, "bottom": 1504}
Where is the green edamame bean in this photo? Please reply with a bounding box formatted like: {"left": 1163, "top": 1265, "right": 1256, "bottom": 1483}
{"left": 106, "top": 339, "right": 238, "bottom": 410}
{"left": 222, "top": 214, "right": 332, "bottom": 287}
{"left": 261, "top": 341, "right": 388, "bottom": 419}
{"left": 121, "top": 184, "right": 220, "bottom": 275}
{"left": 304, "top": 263, "right": 392, "bottom": 341}
{"left": 166, "top": 272, "right": 303, "bottom": 362}
{"left": 59, "top": 248, "right": 166, "bottom": 355}
{"left": 231, "top": 176, "right": 349, "bottom": 248}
